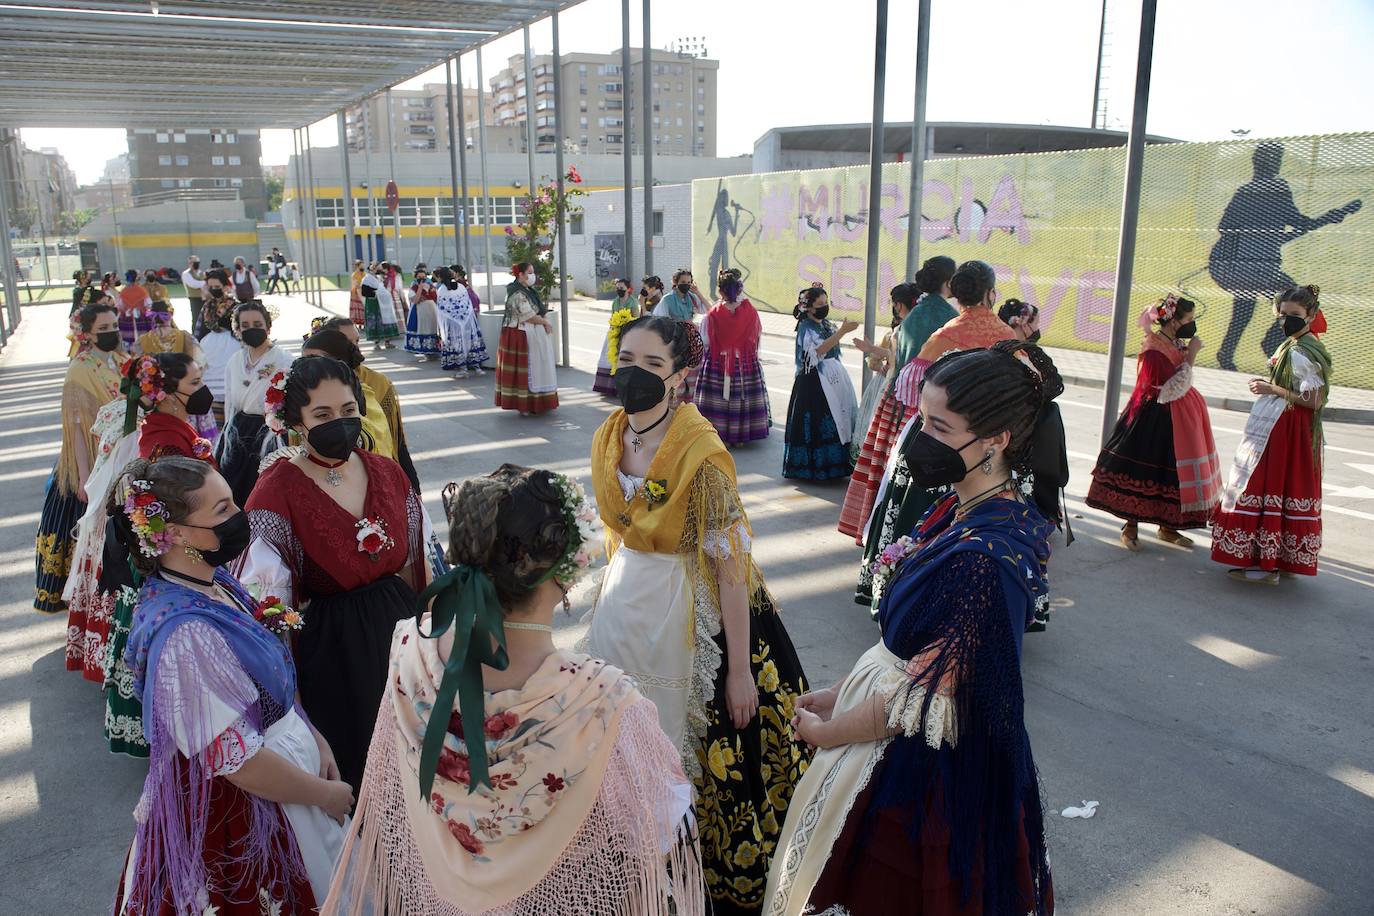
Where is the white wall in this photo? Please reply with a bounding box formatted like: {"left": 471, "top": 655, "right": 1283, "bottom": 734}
{"left": 562, "top": 183, "right": 692, "bottom": 298}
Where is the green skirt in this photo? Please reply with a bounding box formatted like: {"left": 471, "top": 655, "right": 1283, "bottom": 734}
{"left": 103, "top": 580, "right": 148, "bottom": 758}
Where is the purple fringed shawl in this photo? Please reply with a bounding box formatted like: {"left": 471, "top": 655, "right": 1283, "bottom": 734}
{"left": 122, "top": 569, "right": 304, "bottom": 913}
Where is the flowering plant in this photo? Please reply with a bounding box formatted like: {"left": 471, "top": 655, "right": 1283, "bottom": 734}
{"left": 870, "top": 535, "right": 915, "bottom": 583}
{"left": 547, "top": 473, "right": 602, "bottom": 586}
{"left": 263, "top": 369, "right": 289, "bottom": 433}
{"left": 605, "top": 307, "right": 636, "bottom": 374}
{"left": 122, "top": 478, "right": 175, "bottom": 558}
{"left": 642, "top": 479, "right": 669, "bottom": 509}
{"left": 132, "top": 355, "right": 168, "bottom": 406}
{"left": 253, "top": 595, "right": 304, "bottom": 636}
{"left": 356, "top": 516, "right": 395, "bottom": 560}
{"left": 503, "top": 167, "right": 588, "bottom": 300}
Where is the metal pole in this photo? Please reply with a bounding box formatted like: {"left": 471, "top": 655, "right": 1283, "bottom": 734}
{"left": 1092, "top": 0, "right": 1109, "bottom": 129}
{"left": 290, "top": 129, "right": 305, "bottom": 298}
{"left": 304, "top": 123, "right": 325, "bottom": 304}
{"left": 552, "top": 11, "right": 571, "bottom": 367}
{"left": 522, "top": 26, "right": 538, "bottom": 200}
{"left": 446, "top": 56, "right": 464, "bottom": 270}
{"left": 1100, "top": 0, "right": 1158, "bottom": 445}
{"left": 363, "top": 101, "right": 376, "bottom": 263}
{"left": 904, "top": 0, "right": 932, "bottom": 277}
{"left": 0, "top": 172, "right": 19, "bottom": 337}
{"left": 108, "top": 177, "right": 124, "bottom": 275}
{"left": 34, "top": 180, "right": 52, "bottom": 287}
{"left": 386, "top": 88, "right": 401, "bottom": 267}
{"left": 641, "top": 0, "right": 654, "bottom": 275}
{"left": 476, "top": 48, "right": 496, "bottom": 293}
{"left": 455, "top": 53, "right": 473, "bottom": 270}
{"left": 860, "top": 0, "right": 889, "bottom": 390}
{"left": 338, "top": 111, "right": 358, "bottom": 276}
{"left": 621, "top": 0, "right": 634, "bottom": 279}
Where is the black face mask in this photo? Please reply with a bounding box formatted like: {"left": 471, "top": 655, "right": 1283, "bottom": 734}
{"left": 639, "top": 288, "right": 649, "bottom": 298}
{"left": 812, "top": 305, "right": 830, "bottom": 320}
{"left": 614, "top": 364, "right": 669, "bottom": 414}
{"left": 676, "top": 282, "right": 691, "bottom": 295}
{"left": 306, "top": 416, "right": 362, "bottom": 461}
{"left": 1279, "top": 314, "right": 1307, "bottom": 338}
{"left": 189, "top": 511, "right": 251, "bottom": 567}
{"left": 901, "top": 431, "right": 982, "bottom": 489}
{"left": 94, "top": 330, "right": 121, "bottom": 352}
{"left": 1027, "top": 329, "right": 1042, "bottom": 344}
{"left": 616, "top": 287, "right": 628, "bottom": 297}
{"left": 240, "top": 327, "right": 269, "bottom": 348}
{"left": 1174, "top": 320, "right": 1197, "bottom": 340}
{"left": 181, "top": 385, "right": 214, "bottom": 416}
{"left": 208, "top": 287, "right": 225, "bottom": 298}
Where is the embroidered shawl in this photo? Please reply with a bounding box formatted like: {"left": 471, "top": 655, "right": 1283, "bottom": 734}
{"left": 894, "top": 306, "right": 1013, "bottom": 407}
{"left": 1270, "top": 332, "right": 1332, "bottom": 459}
{"left": 56, "top": 350, "right": 128, "bottom": 495}
{"left": 704, "top": 299, "right": 762, "bottom": 377}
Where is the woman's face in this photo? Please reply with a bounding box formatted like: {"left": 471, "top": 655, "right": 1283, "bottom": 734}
{"left": 89, "top": 310, "right": 118, "bottom": 336}
{"left": 811, "top": 293, "right": 829, "bottom": 313}
{"left": 1277, "top": 300, "right": 1309, "bottom": 321}
{"left": 175, "top": 363, "right": 206, "bottom": 398}
{"left": 919, "top": 383, "right": 1008, "bottom": 474}
{"left": 237, "top": 310, "right": 268, "bottom": 334}
{"left": 519, "top": 267, "right": 536, "bottom": 287}
{"left": 1019, "top": 311, "right": 1041, "bottom": 340}
{"left": 168, "top": 472, "right": 239, "bottom": 552}
{"left": 297, "top": 378, "right": 360, "bottom": 433}
{"left": 618, "top": 327, "right": 688, "bottom": 394}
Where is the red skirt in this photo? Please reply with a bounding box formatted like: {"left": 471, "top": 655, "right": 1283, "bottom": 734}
{"left": 1211, "top": 407, "right": 1322, "bottom": 574}
{"left": 494, "top": 326, "right": 559, "bottom": 415}
{"left": 839, "top": 389, "right": 915, "bottom": 541}
{"left": 348, "top": 290, "right": 364, "bottom": 326}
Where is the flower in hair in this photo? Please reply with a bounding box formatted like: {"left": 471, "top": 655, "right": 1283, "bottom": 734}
{"left": 548, "top": 473, "right": 602, "bottom": 586}
{"left": 263, "top": 368, "right": 290, "bottom": 433}
{"left": 122, "top": 479, "right": 175, "bottom": 558}
{"left": 133, "top": 355, "right": 168, "bottom": 406}
{"left": 606, "top": 307, "right": 636, "bottom": 373}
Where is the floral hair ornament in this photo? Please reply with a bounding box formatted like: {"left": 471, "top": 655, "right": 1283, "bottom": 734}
{"left": 605, "top": 307, "right": 636, "bottom": 374}
{"left": 121, "top": 477, "right": 175, "bottom": 559}
{"left": 121, "top": 355, "right": 167, "bottom": 434}
{"left": 1139, "top": 293, "right": 1180, "bottom": 332}
{"left": 536, "top": 472, "right": 602, "bottom": 589}
{"left": 263, "top": 367, "right": 290, "bottom": 433}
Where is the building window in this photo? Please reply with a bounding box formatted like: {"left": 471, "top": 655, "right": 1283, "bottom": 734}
{"left": 579, "top": 117, "right": 588, "bottom": 127}
{"left": 607, "top": 133, "right": 623, "bottom": 144}
{"left": 226, "top": 133, "right": 238, "bottom": 144}
{"left": 212, "top": 134, "right": 223, "bottom": 144}
{"left": 211, "top": 155, "right": 225, "bottom": 166}
{"left": 160, "top": 178, "right": 175, "bottom": 188}
{"left": 653, "top": 210, "right": 664, "bottom": 235}
{"left": 228, "top": 156, "right": 241, "bottom": 166}
{"left": 173, "top": 132, "right": 187, "bottom": 143}
{"left": 177, "top": 178, "right": 193, "bottom": 188}
{"left": 158, "top": 154, "right": 172, "bottom": 166}
{"left": 175, "top": 155, "right": 190, "bottom": 166}
{"left": 231, "top": 178, "right": 244, "bottom": 188}
{"left": 213, "top": 178, "right": 229, "bottom": 188}
{"left": 156, "top": 132, "right": 169, "bottom": 143}
{"left": 603, "top": 82, "right": 622, "bottom": 93}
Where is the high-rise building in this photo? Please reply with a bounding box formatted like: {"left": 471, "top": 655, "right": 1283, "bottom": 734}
{"left": 345, "top": 84, "right": 482, "bottom": 153}
{"left": 487, "top": 46, "right": 718, "bottom": 158}
{"left": 125, "top": 128, "right": 268, "bottom": 218}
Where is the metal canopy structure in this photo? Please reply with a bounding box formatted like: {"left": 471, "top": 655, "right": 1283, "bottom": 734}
{"left": 0, "top": 1, "right": 576, "bottom": 129}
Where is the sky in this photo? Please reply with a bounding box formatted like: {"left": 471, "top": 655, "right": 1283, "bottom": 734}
{"left": 20, "top": 0, "right": 1374, "bottom": 186}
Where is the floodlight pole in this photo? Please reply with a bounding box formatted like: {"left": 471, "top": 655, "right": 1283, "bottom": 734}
{"left": 904, "top": 0, "right": 932, "bottom": 277}
{"left": 523, "top": 25, "right": 538, "bottom": 199}
{"left": 641, "top": 0, "right": 654, "bottom": 276}
{"left": 552, "top": 10, "right": 571, "bottom": 367}
{"left": 1100, "top": 0, "right": 1158, "bottom": 445}
{"left": 476, "top": 48, "right": 497, "bottom": 294}
{"left": 621, "top": 0, "right": 634, "bottom": 280}
{"left": 445, "top": 57, "right": 462, "bottom": 268}
{"left": 860, "top": 0, "right": 890, "bottom": 390}
{"left": 290, "top": 129, "right": 308, "bottom": 302}
{"left": 338, "top": 111, "right": 358, "bottom": 273}
{"left": 386, "top": 88, "right": 401, "bottom": 267}
{"left": 304, "top": 123, "right": 325, "bottom": 300}
{"left": 451, "top": 54, "right": 471, "bottom": 269}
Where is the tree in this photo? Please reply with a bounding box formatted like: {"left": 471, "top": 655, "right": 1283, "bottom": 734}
{"left": 503, "top": 165, "right": 585, "bottom": 300}
{"left": 58, "top": 208, "right": 97, "bottom": 234}
{"left": 264, "top": 172, "right": 284, "bottom": 213}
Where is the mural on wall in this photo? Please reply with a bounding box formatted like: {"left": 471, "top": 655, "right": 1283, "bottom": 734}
{"left": 592, "top": 232, "right": 626, "bottom": 299}
{"left": 692, "top": 133, "right": 1373, "bottom": 387}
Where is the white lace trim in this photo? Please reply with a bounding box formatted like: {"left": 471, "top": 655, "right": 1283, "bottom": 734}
{"left": 1157, "top": 362, "right": 1193, "bottom": 404}
{"left": 205, "top": 714, "right": 264, "bottom": 777}
{"left": 883, "top": 678, "right": 959, "bottom": 750}
{"left": 615, "top": 469, "right": 750, "bottom": 558}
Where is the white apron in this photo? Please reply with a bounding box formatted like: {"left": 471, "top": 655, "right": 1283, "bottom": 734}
{"left": 524, "top": 324, "right": 559, "bottom": 394}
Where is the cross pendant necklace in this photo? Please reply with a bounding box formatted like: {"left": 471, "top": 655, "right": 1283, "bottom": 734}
{"left": 627, "top": 405, "right": 671, "bottom": 453}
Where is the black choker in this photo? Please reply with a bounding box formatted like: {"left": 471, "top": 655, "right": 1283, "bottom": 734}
{"left": 161, "top": 567, "right": 216, "bottom": 588}
{"left": 628, "top": 406, "right": 672, "bottom": 452}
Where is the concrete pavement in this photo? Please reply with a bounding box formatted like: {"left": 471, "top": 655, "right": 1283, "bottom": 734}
{"left": 0, "top": 292, "right": 1370, "bottom": 914}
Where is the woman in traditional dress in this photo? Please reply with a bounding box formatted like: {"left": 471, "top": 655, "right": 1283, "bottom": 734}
{"left": 849, "top": 305, "right": 900, "bottom": 465}
{"left": 197, "top": 276, "right": 240, "bottom": 431}
{"left": 142, "top": 270, "right": 171, "bottom": 313}
{"left": 857, "top": 260, "right": 1016, "bottom": 613}
{"left": 116, "top": 270, "right": 156, "bottom": 349}
{"left": 384, "top": 260, "right": 409, "bottom": 327}
{"left": 654, "top": 268, "right": 708, "bottom": 403}
{"left": 639, "top": 274, "right": 665, "bottom": 316}
{"left": 1211, "top": 284, "right": 1331, "bottom": 584}
{"left": 323, "top": 465, "right": 705, "bottom": 916}
{"left": 405, "top": 263, "right": 442, "bottom": 361}
{"left": 496, "top": 261, "right": 559, "bottom": 415}
{"left": 1087, "top": 294, "right": 1221, "bottom": 550}
{"left": 71, "top": 269, "right": 92, "bottom": 313}
{"left": 453, "top": 264, "right": 482, "bottom": 314}
{"left": 1000, "top": 298, "right": 1071, "bottom": 539}
{"left": 35, "top": 302, "right": 128, "bottom": 614}
{"left": 698, "top": 268, "right": 770, "bottom": 446}
{"left": 349, "top": 259, "right": 366, "bottom": 327}
{"left": 783, "top": 286, "right": 860, "bottom": 480}
{"left": 216, "top": 302, "right": 292, "bottom": 509}
{"left": 583, "top": 316, "right": 810, "bottom": 914}
{"left": 767, "top": 341, "right": 1058, "bottom": 916}
{"left": 111, "top": 457, "right": 349, "bottom": 914}
{"left": 434, "top": 265, "right": 488, "bottom": 379}
{"left": 361, "top": 262, "right": 402, "bottom": 350}
{"left": 838, "top": 259, "right": 958, "bottom": 541}
{"left": 593, "top": 277, "right": 638, "bottom": 395}
{"left": 134, "top": 301, "right": 217, "bottom": 442}
{"left": 237, "top": 355, "right": 428, "bottom": 796}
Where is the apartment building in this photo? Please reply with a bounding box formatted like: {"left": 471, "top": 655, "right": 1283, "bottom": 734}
{"left": 487, "top": 47, "right": 718, "bottom": 158}
{"left": 126, "top": 128, "right": 268, "bottom": 219}
{"left": 345, "top": 84, "right": 481, "bottom": 153}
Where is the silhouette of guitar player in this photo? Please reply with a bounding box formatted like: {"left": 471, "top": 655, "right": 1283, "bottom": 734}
{"left": 1209, "top": 141, "right": 1361, "bottom": 370}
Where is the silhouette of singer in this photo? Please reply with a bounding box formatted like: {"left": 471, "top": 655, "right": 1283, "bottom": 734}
{"left": 1208, "top": 141, "right": 1361, "bottom": 370}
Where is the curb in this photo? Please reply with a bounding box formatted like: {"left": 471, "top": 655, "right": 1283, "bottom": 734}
{"left": 578, "top": 300, "right": 1373, "bottom": 425}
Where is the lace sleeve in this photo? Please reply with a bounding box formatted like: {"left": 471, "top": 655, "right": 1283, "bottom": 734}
{"left": 204, "top": 714, "right": 265, "bottom": 777}
{"left": 152, "top": 620, "right": 261, "bottom": 763}
{"left": 688, "top": 462, "right": 753, "bottom": 560}
{"left": 1289, "top": 349, "right": 1325, "bottom": 395}
{"left": 239, "top": 508, "right": 302, "bottom": 607}
{"left": 1157, "top": 362, "right": 1193, "bottom": 404}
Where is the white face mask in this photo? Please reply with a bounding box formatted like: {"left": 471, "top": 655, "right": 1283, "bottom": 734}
{"left": 523, "top": 272, "right": 536, "bottom": 285}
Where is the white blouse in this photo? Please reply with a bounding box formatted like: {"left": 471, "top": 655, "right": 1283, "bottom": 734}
{"left": 222, "top": 343, "right": 292, "bottom": 424}
{"left": 615, "top": 468, "right": 751, "bottom": 559}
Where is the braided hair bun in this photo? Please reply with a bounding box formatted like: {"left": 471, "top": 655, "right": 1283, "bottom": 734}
{"left": 618, "top": 315, "right": 704, "bottom": 370}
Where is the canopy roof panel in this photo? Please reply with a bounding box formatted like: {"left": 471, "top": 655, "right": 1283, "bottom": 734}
{"left": 0, "top": 1, "right": 577, "bottom": 129}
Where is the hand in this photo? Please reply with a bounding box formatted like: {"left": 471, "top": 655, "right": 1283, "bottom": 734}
{"left": 794, "top": 686, "right": 839, "bottom": 723}
{"left": 791, "top": 707, "right": 826, "bottom": 750}
{"left": 725, "top": 668, "right": 758, "bottom": 729}
{"left": 1248, "top": 377, "right": 1272, "bottom": 396}
{"left": 318, "top": 778, "right": 355, "bottom": 825}
{"left": 1187, "top": 336, "right": 1203, "bottom": 355}
{"left": 838, "top": 319, "right": 860, "bottom": 336}
{"left": 314, "top": 730, "right": 340, "bottom": 782}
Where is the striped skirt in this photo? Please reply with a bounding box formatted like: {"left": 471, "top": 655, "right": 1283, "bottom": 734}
{"left": 696, "top": 357, "right": 771, "bottom": 446}
{"left": 838, "top": 388, "right": 914, "bottom": 542}
{"left": 349, "top": 289, "right": 365, "bottom": 325}
{"left": 494, "top": 327, "right": 559, "bottom": 415}
{"left": 34, "top": 473, "right": 83, "bottom": 614}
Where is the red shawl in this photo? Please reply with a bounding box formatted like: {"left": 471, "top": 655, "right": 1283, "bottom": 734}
{"left": 139, "top": 411, "right": 216, "bottom": 466}
{"left": 705, "top": 298, "right": 762, "bottom": 377}
{"left": 1122, "top": 332, "right": 1185, "bottom": 423}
